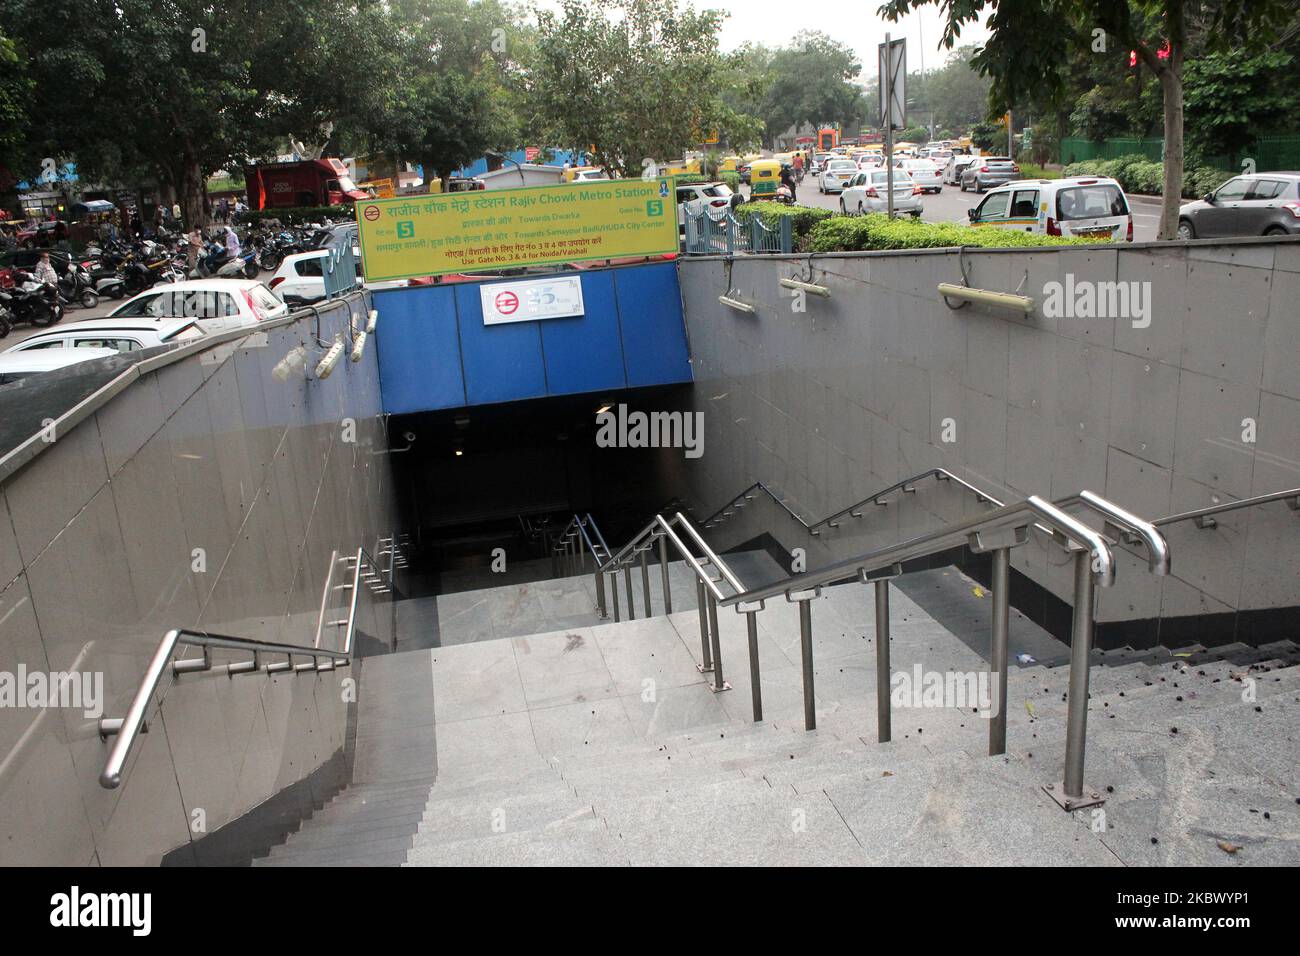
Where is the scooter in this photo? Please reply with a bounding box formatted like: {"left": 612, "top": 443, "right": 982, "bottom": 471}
{"left": 81, "top": 259, "right": 127, "bottom": 299}
{"left": 188, "top": 242, "right": 254, "bottom": 279}
{"left": 57, "top": 262, "right": 100, "bottom": 309}
{"left": 775, "top": 183, "right": 796, "bottom": 205}
{"left": 1, "top": 271, "right": 64, "bottom": 327}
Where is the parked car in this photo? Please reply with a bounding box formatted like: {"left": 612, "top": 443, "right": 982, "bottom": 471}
{"left": 1177, "top": 172, "right": 1300, "bottom": 239}
{"left": 676, "top": 181, "right": 739, "bottom": 232}
{"left": 840, "top": 170, "right": 924, "bottom": 217}
{"left": 268, "top": 250, "right": 364, "bottom": 304}
{"left": 108, "top": 278, "right": 289, "bottom": 330}
{"left": 0, "top": 249, "right": 74, "bottom": 288}
{"left": 960, "top": 156, "right": 1020, "bottom": 193}
{"left": 0, "top": 347, "right": 118, "bottom": 384}
{"left": 966, "top": 176, "right": 1133, "bottom": 241}
{"left": 901, "top": 158, "right": 943, "bottom": 193}
{"left": 818, "top": 159, "right": 859, "bottom": 194}
{"left": 2, "top": 318, "right": 206, "bottom": 355}
{"left": 15, "top": 220, "right": 66, "bottom": 248}
{"left": 942, "top": 155, "right": 977, "bottom": 186}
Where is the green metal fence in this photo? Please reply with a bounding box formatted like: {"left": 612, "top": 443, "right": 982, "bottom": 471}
{"left": 1061, "top": 135, "right": 1300, "bottom": 172}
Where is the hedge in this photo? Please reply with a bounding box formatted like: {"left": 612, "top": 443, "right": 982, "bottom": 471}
{"left": 808, "top": 214, "right": 1102, "bottom": 253}
{"left": 734, "top": 201, "right": 834, "bottom": 240}
{"left": 238, "top": 204, "right": 356, "bottom": 226}
{"left": 1060, "top": 154, "right": 1232, "bottom": 199}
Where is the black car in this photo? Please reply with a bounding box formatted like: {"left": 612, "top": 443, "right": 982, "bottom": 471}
{"left": 0, "top": 249, "right": 74, "bottom": 286}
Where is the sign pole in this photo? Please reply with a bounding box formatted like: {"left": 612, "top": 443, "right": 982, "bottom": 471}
{"left": 885, "top": 33, "right": 894, "bottom": 219}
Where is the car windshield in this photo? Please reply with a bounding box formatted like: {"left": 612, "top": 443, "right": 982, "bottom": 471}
{"left": 1055, "top": 184, "right": 1128, "bottom": 220}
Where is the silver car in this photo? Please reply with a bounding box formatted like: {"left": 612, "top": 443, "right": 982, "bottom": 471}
{"left": 840, "top": 170, "right": 924, "bottom": 217}
{"left": 1177, "top": 172, "right": 1300, "bottom": 238}
{"left": 960, "top": 156, "right": 1020, "bottom": 193}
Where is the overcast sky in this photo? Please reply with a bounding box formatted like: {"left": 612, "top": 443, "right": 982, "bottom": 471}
{"left": 530, "top": 1, "right": 991, "bottom": 84}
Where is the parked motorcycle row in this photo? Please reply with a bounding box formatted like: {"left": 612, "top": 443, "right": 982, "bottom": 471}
{"left": 0, "top": 218, "right": 338, "bottom": 337}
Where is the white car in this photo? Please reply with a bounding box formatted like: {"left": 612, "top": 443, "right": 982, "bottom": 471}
{"left": 267, "top": 250, "right": 366, "bottom": 304}
{"left": 840, "top": 170, "right": 924, "bottom": 217}
{"left": 942, "top": 155, "right": 977, "bottom": 185}
{"left": 0, "top": 347, "right": 118, "bottom": 384}
{"left": 109, "top": 279, "right": 288, "bottom": 330}
{"left": 3, "top": 317, "right": 206, "bottom": 355}
{"left": 676, "top": 181, "right": 737, "bottom": 231}
{"left": 965, "top": 176, "right": 1133, "bottom": 241}
{"left": 819, "top": 159, "right": 859, "bottom": 194}
{"left": 901, "top": 158, "right": 943, "bottom": 193}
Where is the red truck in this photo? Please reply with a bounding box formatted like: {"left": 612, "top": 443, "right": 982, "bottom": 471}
{"left": 244, "top": 158, "right": 369, "bottom": 210}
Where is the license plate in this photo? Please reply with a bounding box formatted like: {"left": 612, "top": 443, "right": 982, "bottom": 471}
{"left": 1079, "top": 228, "right": 1111, "bottom": 237}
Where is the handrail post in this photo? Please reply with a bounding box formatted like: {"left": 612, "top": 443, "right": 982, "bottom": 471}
{"left": 695, "top": 579, "right": 713, "bottom": 672}
{"left": 658, "top": 534, "right": 672, "bottom": 614}
{"left": 610, "top": 572, "right": 621, "bottom": 623}
{"left": 797, "top": 598, "right": 816, "bottom": 730}
{"left": 988, "top": 547, "right": 1010, "bottom": 756}
{"left": 874, "top": 579, "right": 891, "bottom": 743}
{"left": 1045, "top": 549, "right": 1105, "bottom": 811}
{"left": 595, "top": 566, "right": 608, "bottom": 619}
{"left": 745, "top": 610, "right": 762, "bottom": 720}
{"left": 640, "top": 549, "right": 652, "bottom": 616}
{"left": 706, "top": 592, "right": 728, "bottom": 692}
{"left": 624, "top": 563, "right": 635, "bottom": 620}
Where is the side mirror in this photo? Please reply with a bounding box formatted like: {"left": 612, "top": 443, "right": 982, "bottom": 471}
{"left": 967, "top": 209, "right": 977, "bottom": 221}
{"left": 1203, "top": 193, "right": 1215, "bottom": 204}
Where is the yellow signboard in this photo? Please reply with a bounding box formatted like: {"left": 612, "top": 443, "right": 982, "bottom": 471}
{"left": 355, "top": 179, "right": 679, "bottom": 281}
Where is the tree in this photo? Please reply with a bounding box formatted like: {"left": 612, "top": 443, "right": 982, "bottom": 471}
{"left": 530, "top": 0, "right": 745, "bottom": 177}
{"left": 756, "top": 33, "right": 865, "bottom": 146}
{"left": 1184, "top": 50, "right": 1297, "bottom": 167}
{"left": 0, "top": 0, "right": 389, "bottom": 225}
{"left": 879, "top": 0, "right": 1294, "bottom": 239}
{"left": 0, "top": 28, "right": 34, "bottom": 180}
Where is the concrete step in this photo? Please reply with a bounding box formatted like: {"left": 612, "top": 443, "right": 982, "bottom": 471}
{"left": 413, "top": 790, "right": 596, "bottom": 847}
{"left": 404, "top": 816, "right": 627, "bottom": 866}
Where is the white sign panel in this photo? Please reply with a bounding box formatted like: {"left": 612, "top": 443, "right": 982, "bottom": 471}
{"left": 878, "top": 38, "right": 906, "bottom": 130}
{"left": 480, "top": 276, "right": 585, "bottom": 325}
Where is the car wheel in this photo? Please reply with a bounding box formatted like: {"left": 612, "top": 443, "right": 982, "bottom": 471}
{"left": 839, "top": 200, "right": 846, "bottom": 214}
{"left": 858, "top": 203, "right": 865, "bottom": 216}
{"left": 1264, "top": 226, "right": 1287, "bottom": 236}
{"left": 109, "top": 286, "right": 125, "bottom": 299}
{"left": 976, "top": 183, "right": 986, "bottom": 194}
{"left": 959, "top": 180, "right": 967, "bottom": 192}
{"left": 1176, "top": 220, "right": 1195, "bottom": 240}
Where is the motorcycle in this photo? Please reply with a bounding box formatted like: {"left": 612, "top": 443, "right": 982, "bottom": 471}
{"left": 0, "top": 300, "right": 13, "bottom": 338}
{"left": 81, "top": 259, "right": 127, "bottom": 299}
{"left": 188, "top": 242, "right": 255, "bottom": 280}
{"left": 2, "top": 271, "right": 64, "bottom": 327}
{"left": 57, "top": 262, "right": 100, "bottom": 309}
{"left": 775, "top": 183, "right": 796, "bottom": 205}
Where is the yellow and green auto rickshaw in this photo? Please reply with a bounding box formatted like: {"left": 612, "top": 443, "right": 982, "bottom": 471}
{"left": 749, "top": 159, "right": 781, "bottom": 199}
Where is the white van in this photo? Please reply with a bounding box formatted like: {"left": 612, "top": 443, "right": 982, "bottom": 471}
{"left": 966, "top": 176, "right": 1133, "bottom": 242}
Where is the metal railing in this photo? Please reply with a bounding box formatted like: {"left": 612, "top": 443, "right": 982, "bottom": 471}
{"left": 1153, "top": 487, "right": 1300, "bottom": 530}
{"left": 597, "top": 511, "right": 755, "bottom": 698}
{"left": 683, "top": 205, "right": 793, "bottom": 255}
{"left": 98, "top": 549, "right": 367, "bottom": 790}
{"left": 715, "top": 493, "right": 1142, "bottom": 810}
{"left": 552, "top": 513, "right": 612, "bottom": 580}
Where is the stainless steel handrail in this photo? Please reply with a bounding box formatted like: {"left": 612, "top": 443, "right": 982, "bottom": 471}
{"left": 1153, "top": 487, "right": 1300, "bottom": 529}
{"left": 718, "top": 495, "right": 1116, "bottom": 607}
{"left": 1056, "top": 490, "right": 1171, "bottom": 576}
{"left": 597, "top": 511, "right": 752, "bottom": 694}
{"left": 698, "top": 467, "right": 1002, "bottom": 536}
{"left": 99, "top": 549, "right": 366, "bottom": 790}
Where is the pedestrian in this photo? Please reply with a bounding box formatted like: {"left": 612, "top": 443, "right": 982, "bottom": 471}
{"left": 32, "top": 250, "right": 58, "bottom": 287}
{"left": 187, "top": 225, "right": 203, "bottom": 273}
{"left": 218, "top": 197, "right": 228, "bottom": 223}
{"left": 171, "top": 201, "right": 182, "bottom": 225}
{"left": 223, "top": 223, "right": 241, "bottom": 260}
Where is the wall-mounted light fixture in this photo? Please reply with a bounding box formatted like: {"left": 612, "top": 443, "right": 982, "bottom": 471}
{"left": 350, "top": 329, "right": 368, "bottom": 363}
{"left": 271, "top": 345, "right": 308, "bottom": 382}
{"left": 315, "top": 334, "right": 346, "bottom": 379}
{"left": 780, "top": 277, "right": 831, "bottom": 298}
{"left": 366, "top": 309, "right": 378, "bottom": 334}
{"left": 718, "top": 294, "right": 755, "bottom": 314}
{"left": 937, "top": 282, "right": 1034, "bottom": 314}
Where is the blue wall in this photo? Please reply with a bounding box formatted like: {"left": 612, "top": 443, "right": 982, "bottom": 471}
{"left": 374, "top": 262, "right": 692, "bottom": 414}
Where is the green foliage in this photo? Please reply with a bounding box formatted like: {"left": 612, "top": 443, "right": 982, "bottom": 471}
{"left": 735, "top": 33, "right": 865, "bottom": 148}
{"left": 240, "top": 205, "right": 355, "bottom": 226}
{"left": 808, "top": 213, "right": 1100, "bottom": 253}
{"left": 1184, "top": 50, "right": 1298, "bottom": 164}
{"left": 1061, "top": 153, "right": 1231, "bottom": 197}
{"left": 899, "top": 125, "right": 930, "bottom": 143}
{"left": 734, "top": 201, "right": 834, "bottom": 239}
{"left": 1017, "top": 164, "right": 1061, "bottom": 179}
{"left": 970, "top": 122, "right": 1002, "bottom": 152}
{"left": 530, "top": 0, "right": 741, "bottom": 178}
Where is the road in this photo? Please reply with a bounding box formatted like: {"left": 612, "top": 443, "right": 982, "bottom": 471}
{"left": 751, "top": 176, "right": 1161, "bottom": 242}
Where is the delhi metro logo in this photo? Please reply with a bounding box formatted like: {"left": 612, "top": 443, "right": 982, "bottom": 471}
{"left": 494, "top": 290, "right": 519, "bottom": 315}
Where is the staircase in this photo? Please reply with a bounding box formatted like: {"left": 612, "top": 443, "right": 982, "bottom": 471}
{"left": 253, "top": 565, "right": 1300, "bottom": 866}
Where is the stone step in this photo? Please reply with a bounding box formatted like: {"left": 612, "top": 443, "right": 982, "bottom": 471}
{"left": 404, "top": 816, "right": 626, "bottom": 866}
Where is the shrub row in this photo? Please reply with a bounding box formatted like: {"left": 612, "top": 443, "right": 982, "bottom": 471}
{"left": 806, "top": 213, "right": 1101, "bottom": 253}
{"left": 1060, "top": 154, "right": 1232, "bottom": 199}
{"left": 733, "top": 201, "right": 834, "bottom": 240}
{"left": 239, "top": 204, "right": 356, "bottom": 225}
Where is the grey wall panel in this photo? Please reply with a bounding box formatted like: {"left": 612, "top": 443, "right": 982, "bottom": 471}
{"left": 677, "top": 240, "right": 1300, "bottom": 632}
{"left": 0, "top": 296, "right": 399, "bottom": 865}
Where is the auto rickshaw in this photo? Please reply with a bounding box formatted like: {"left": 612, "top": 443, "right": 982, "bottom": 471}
{"left": 718, "top": 155, "right": 741, "bottom": 174}
{"left": 748, "top": 159, "right": 781, "bottom": 199}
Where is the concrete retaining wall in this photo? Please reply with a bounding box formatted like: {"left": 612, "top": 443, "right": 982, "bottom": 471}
{"left": 0, "top": 296, "right": 398, "bottom": 864}
{"left": 676, "top": 239, "right": 1300, "bottom": 647}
